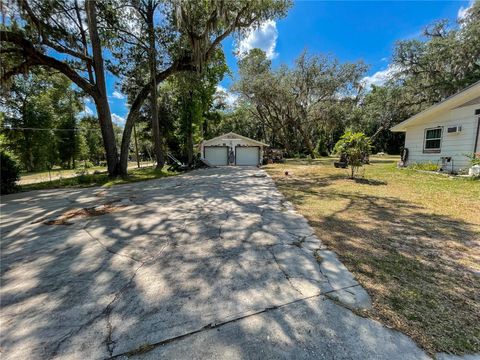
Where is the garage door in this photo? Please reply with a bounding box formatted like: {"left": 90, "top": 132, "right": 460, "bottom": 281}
{"left": 204, "top": 146, "right": 228, "bottom": 166}
{"left": 236, "top": 147, "right": 259, "bottom": 166}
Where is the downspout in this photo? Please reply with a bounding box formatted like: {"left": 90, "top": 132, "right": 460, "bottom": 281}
{"left": 474, "top": 109, "right": 480, "bottom": 153}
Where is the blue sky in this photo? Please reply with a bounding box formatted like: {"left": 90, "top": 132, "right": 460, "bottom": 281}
{"left": 97, "top": 0, "right": 473, "bottom": 125}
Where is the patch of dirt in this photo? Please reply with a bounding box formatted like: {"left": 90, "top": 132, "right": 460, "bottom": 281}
{"left": 43, "top": 199, "right": 130, "bottom": 226}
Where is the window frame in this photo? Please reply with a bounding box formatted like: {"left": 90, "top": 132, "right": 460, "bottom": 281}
{"left": 423, "top": 126, "right": 443, "bottom": 154}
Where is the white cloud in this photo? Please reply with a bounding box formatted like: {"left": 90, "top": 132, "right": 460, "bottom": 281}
{"left": 112, "top": 113, "right": 126, "bottom": 127}
{"left": 458, "top": 0, "right": 474, "bottom": 20}
{"left": 362, "top": 65, "right": 401, "bottom": 89}
{"left": 112, "top": 90, "right": 125, "bottom": 99}
{"left": 79, "top": 105, "right": 94, "bottom": 117}
{"left": 237, "top": 20, "right": 278, "bottom": 59}
{"left": 215, "top": 85, "right": 239, "bottom": 108}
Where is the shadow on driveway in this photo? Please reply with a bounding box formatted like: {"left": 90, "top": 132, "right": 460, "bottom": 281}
{"left": 1, "top": 167, "right": 429, "bottom": 359}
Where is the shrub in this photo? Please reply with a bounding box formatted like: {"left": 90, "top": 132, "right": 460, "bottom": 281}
{"left": 408, "top": 162, "right": 439, "bottom": 172}
{"left": 77, "top": 174, "right": 97, "bottom": 184}
{"left": 465, "top": 152, "right": 480, "bottom": 166}
{"left": 82, "top": 160, "right": 94, "bottom": 169}
{"left": 1, "top": 151, "right": 21, "bottom": 194}
{"left": 334, "top": 132, "right": 372, "bottom": 179}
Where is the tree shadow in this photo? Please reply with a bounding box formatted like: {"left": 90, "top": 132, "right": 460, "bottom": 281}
{"left": 283, "top": 184, "right": 479, "bottom": 354}
{"left": 0, "top": 167, "right": 464, "bottom": 359}
{"left": 352, "top": 178, "right": 387, "bottom": 186}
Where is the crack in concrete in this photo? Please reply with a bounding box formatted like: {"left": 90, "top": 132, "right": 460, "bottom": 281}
{"left": 344, "top": 288, "right": 356, "bottom": 296}
{"left": 266, "top": 245, "right": 304, "bottom": 296}
{"left": 286, "top": 230, "right": 314, "bottom": 239}
{"left": 49, "top": 329, "right": 77, "bottom": 359}
{"left": 49, "top": 233, "right": 169, "bottom": 359}
{"left": 313, "top": 248, "right": 335, "bottom": 291}
{"left": 323, "top": 285, "right": 367, "bottom": 313}
{"left": 83, "top": 229, "right": 143, "bottom": 263}
{"left": 104, "top": 241, "right": 170, "bottom": 357}
{"left": 105, "top": 261, "right": 146, "bottom": 357}
{"left": 109, "top": 283, "right": 364, "bottom": 359}
{"left": 291, "top": 235, "right": 307, "bottom": 248}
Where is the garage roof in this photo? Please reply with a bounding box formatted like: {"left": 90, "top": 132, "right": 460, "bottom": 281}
{"left": 202, "top": 132, "right": 269, "bottom": 146}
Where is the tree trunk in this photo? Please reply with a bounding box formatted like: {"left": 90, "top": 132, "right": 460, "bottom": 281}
{"left": 85, "top": 0, "right": 119, "bottom": 176}
{"left": 74, "top": 0, "right": 94, "bottom": 83}
{"left": 370, "top": 125, "right": 385, "bottom": 140}
{"left": 133, "top": 122, "right": 140, "bottom": 168}
{"left": 287, "top": 114, "right": 315, "bottom": 158}
{"left": 146, "top": 2, "right": 164, "bottom": 170}
{"left": 187, "top": 129, "right": 193, "bottom": 166}
{"left": 299, "top": 126, "right": 315, "bottom": 158}
{"left": 186, "top": 91, "right": 194, "bottom": 166}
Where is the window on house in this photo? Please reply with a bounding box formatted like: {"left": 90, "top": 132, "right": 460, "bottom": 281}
{"left": 424, "top": 127, "right": 442, "bottom": 152}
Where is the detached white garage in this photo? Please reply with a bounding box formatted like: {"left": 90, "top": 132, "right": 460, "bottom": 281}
{"left": 200, "top": 132, "right": 268, "bottom": 166}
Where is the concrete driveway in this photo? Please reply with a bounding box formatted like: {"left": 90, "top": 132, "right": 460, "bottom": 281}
{"left": 0, "top": 167, "right": 430, "bottom": 359}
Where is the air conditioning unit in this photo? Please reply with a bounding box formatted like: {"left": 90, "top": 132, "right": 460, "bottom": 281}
{"left": 447, "top": 125, "right": 462, "bottom": 133}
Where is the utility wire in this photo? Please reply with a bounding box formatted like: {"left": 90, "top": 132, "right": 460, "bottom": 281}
{"left": 2, "top": 126, "right": 100, "bottom": 132}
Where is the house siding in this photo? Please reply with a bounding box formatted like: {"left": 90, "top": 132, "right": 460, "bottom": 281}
{"left": 404, "top": 104, "right": 479, "bottom": 171}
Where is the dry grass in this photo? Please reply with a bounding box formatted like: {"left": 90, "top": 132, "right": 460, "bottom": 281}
{"left": 265, "top": 156, "right": 480, "bottom": 355}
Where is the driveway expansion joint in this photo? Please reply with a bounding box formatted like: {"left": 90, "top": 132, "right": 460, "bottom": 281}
{"left": 110, "top": 292, "right": 324, "bottom": 359}
{"left": 110, "top": 283, "right": 375, "bottom": 359}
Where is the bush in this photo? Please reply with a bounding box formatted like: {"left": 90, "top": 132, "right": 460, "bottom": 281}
{"left": 82, "top": 160, "right": 94, "bottom": 169}
{"left": 334, "top": 132, "right": 371, "bottom": 179}
{"left": 465, "top": 152, "right": 480, "bottom": 166}
{"left": 77, "top": 174, "right": 97, "bottom": 184}
{"left": 1, "top": 151, "right": 21, "bottom": 194}
{"left": 408, "top": 162, "right": 439, "bottom": 171}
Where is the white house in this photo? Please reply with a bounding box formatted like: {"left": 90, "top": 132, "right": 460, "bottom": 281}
{"left": 200, "top": 132, "right": 268, "bottom": 166}
{"left": 391, "top": 81, "right": 480, "bottom": 172}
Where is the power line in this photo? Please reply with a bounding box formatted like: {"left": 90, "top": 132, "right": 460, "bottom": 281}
{"left": 2, "top": 126, "right": 100, "bottom": 132}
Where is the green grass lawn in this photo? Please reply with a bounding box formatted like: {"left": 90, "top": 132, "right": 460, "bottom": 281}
{"left": 21, "top": 166, "right": 177, "bottom": 192}
{"left": 265, "top": 156, "right": 480, "bottom": 356}
{"left": 18, "top": 161, "right": 155, "bottom": 185}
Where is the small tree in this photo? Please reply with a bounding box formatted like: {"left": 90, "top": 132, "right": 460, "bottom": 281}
{"left": 334, "top": 132, "right": 371, "bottom": 179}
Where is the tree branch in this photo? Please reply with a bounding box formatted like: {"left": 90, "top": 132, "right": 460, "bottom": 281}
{"left": 18, "top": 0, "right": 92, "bottom": 63}
{"left": 0, "top": 30, "right": 96, "bottom": 96}
{"left": 119, "top": 57, "right": 195, "bottom": 172}
{"left": 204, "top": 4, "right": 251, "bottom": 61}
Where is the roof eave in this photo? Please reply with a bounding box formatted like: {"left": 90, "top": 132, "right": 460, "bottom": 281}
{"left": 201, "top": 132, "right": 269, "bottom": 147}
{"left": 390, "top": 126, "right": 406, "bottom": 132}
{"left": 389, "top": 80, "right": 480, "bottom": 132}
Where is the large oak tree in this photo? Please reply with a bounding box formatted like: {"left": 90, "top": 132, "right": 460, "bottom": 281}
{"left": 1, "top": 0, "right": 291, "bottom": 175}
{"left": 1, "top": 0, "right": 120, "bottom": 174}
